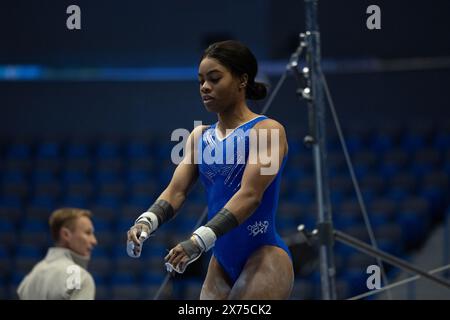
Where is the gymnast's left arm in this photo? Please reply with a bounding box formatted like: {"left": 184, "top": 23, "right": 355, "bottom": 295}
{"left": 165, "top": 119, "right": 288, "bottom": 273}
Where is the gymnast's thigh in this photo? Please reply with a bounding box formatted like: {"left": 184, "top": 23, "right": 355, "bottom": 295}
{"left": 228, "top": 245, "right": 294, "bottom": 300}
{"left": 200, "top": 255, "right": 232, "bottom": 300}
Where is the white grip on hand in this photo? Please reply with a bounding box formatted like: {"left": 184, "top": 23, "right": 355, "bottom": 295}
{"left": 126, "top": 241, "right": 141, "bottom": 258}
{"left": 139, "top": 231, "right": 148, "bottom": 241}
{"left": 193, "top": 226, "right": 217, "bottom": 252}
{"left": 135, "top": 211, "right": 159, "bottom": 233}
{"left": 165, "top": 251, "right": 203, "bottom": 274}
{"left": 126, "top": 230, "right": 149, "bottom": 258}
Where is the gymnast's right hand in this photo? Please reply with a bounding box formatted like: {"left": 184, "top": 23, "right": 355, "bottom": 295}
{"left": 126, "top": 223, "right": 150, "bottom": 258}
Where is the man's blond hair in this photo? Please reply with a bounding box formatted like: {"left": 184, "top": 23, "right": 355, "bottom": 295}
{"left": 49, "top": 208, "right": 92, "bottom": 242}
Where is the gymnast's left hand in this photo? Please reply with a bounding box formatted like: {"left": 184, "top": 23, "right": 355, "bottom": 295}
{"left": 164, "top": 236, "right": 203, "bottom": 274}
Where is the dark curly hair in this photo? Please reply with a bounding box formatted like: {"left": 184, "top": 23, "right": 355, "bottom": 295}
{"left": 201, "top": 40, "right": 267, "bottom": 100}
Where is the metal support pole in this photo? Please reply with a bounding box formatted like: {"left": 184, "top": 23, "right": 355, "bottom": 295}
{"left": 444, "top": 209, "right": 450, "bottom": 278}
{"left": 304, "top": 0, "right": 337, "bottom": 300}
{"left": 335, "top": 230, "right": 450, "bottom": 289}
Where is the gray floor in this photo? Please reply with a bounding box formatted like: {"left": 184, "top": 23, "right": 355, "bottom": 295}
{"left": 376, "top": 220, "right": 450, "bottom": 300}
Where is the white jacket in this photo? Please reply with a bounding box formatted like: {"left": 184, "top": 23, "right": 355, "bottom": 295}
{"left": 17, "top": 247, "right": 95, "bottom": 300}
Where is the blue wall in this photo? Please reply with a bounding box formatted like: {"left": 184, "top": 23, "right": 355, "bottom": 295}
{"left": 1, "top": 0, "right": 450, "bottom": 138}
{"left": 1, "top": 68, "right": 450, "bottom": 138}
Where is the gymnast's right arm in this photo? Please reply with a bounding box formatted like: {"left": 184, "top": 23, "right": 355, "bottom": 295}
{"left": 126, "top": 125, "right": 204, "bottom": 255}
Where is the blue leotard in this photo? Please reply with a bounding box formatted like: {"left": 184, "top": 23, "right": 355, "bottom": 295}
{"left": 197, "top": 115, "right": 292, "bottom": 283}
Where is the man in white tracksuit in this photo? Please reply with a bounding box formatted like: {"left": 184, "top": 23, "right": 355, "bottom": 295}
{"left": 17, "top": 208, "right": 97, "bottom": 300}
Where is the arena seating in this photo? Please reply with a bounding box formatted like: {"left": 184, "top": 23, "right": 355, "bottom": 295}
{"left": 0, "top": 123, "right": 449, "bottom": 299}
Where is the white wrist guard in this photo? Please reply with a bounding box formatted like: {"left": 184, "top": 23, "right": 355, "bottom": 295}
{"left": 135, "top": 211, "right": 159, "bottom": 234}
{"left": 192, "top": 226, "right": 217, "bottom": 252}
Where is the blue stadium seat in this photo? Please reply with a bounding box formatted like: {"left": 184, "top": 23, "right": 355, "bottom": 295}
{"left": 60, "top": 195, "right": 89, "bottom": 209}
{"left": 94, "top": 168, "right": 120, "bottom": 184}
{"left": 6, "top": 143, "right": 31, "bottom": 160}
{"left": 337, "top": 200, "right": 361, "bottom": 221}
{"left": 110, "top": 274, "right": 141, "bottom": 299}
{"left": 370, "top": 198, "right": 397, "bottom": 221}
{"left": 11, "top": 271, "right": 26, "bottom": 287}
{"left": 142, "top": 255, "right": 167, "bottom": 276}
{"left": 390, "top": 172, "right": 417, "bottom": 193}
{"left": 289, "top": 279, "right": 314, "bottom": 300}
{"left": 129, "top": 181, "right": 158, "bottom": 200}
{"left": 125, "top": 141, "right": 152, "bottom": 159}
{"left": 353, "top": 163, "right": 369, "bottom": 180}
{"left": 377, "top": 238, "right": 403, "bottom": 257}
{"left": 181, "top": 203, "right": 206, "bottom": 220}
{"left": 361, "top": 174, "right": 386, "bottom": 194}
{"left": 157, "top": 165, "right": 176, "bottom": 185}
{"left": 0, "top": 198, "right": 23, "bottom": 225}
{"left": 89, "top": 254, "right": 113, "bottom": 278}
{"left": 286, "top": 139, "right": 303, "bottom": 156}
{"left": 33, "top": 180, "right": 61, "bottom": 199}
{"left": 31, "top": 169, "right": 57, "bottom": 185}
{"left": 128, "top": 157, "right": 156, "bottom": 172}
{"left": 378, "top": 163, "right": 399, "bottom": 180}
{"left": 115, "top": 217, "right": 134, "bottom": 234}
{"left": 401, "top": 133, "right": 424, "bottom": 153}
{"left": 155, "top": 143, "right": 173, "bottom": 161}
{"left": 396, "top": 211, "right": 427, "bottom": 248}
{"left": 62, "top": 170, "right": 89, "bottom": 185}
{"left": 287, "top": 152, "right": 313, "bottom": 171}
{"left": 335, "top": 278, "right": 351, "bottom": 299}
{"left": 110, "top": 271, "right": 136, "bottom": 286}
{"left": 353, "top": 150, "right": 379, "bottom": 169}
{"left": 65, "top": 141, "right": 91, "bottom": 159}
{"left": 414, "top": 148, "right": 442, "bottom": 167}
{"left": 345, "top": 135, "right": 364, "bottom": 154}
{"left": 418, "top": 186, "right": 443, "bottom": 218}
{"left": 64, "top": 158, "right": 92, "bottom": 173}
{"left": 27, "top": 195, "right": 55, "bottom": 212}
{"left": 113, "top": 252, "right": 144, "bottom": 275}
{"left": 279, "top": 179, "right": 292, "bottom": 199}
{"left": 433, "top": 132, "right": 450, "bottom": 150}
{"left": 95, "top": 142, "right": 122, "bottom": 160}
{"left": 92, "top": 217, "right": 113, "bottom": 233}
{"left": 333, "top": 216, "right": 359, "bottom": 230}
{"left": 334, "top": 241, "right": 359, "bottom": 259}
{"left": 36, "top": 141, "right": 60, "bottom": 160}
{"left": 19, "top": 219, "right": 49, "bottom": 247}
{"left": 346, "top": 252, "right": 377, "bottom": 271}
{"left": 65, "top": 182, "right": 94, "bottom": 201}
{"left": 288, "top": 191, "right": 314, "bottom": 206}
{"left": 14, "top": 245, "right": 44, "bottom": 274}
{"left": 94, "top": 284, "right": 112, "bottom": 300}
{"left": 385, "top": 187, "right": 408, "bottom": 203}
{"left": 94, "top": 229, "right": 115, "bottom": 249}
{"left": 410, "top": 163, "right": 434, "bottom": 178}
{"left": 171, "top": 215, "right": 199, "bottom": 234}
{"left": 339, "top": 267, "right": 368, "bottom": 297}
{"left": 126, "top": 168, "right": 153, "bottom": 185}
{"left": 141, "top": 272, "right": 166, "bottom": 286}
{"left": 93, "top": 195, "right": 120, "bottom": 211}
{"left": 423, "top": 171, "right": 448, "bottom": 191}
{"left": 339, "top": 225, "right": 370, "bottom": 243}
{"left": 111, "top": 284, "right": 143, "bottom": 300}
{"left": 371, "top": 134, "right": 394, "bottom": 153}
{"left": 330, "top": 176, "right": 353, "bottom": 197}
{"left": 2, "top": 170, "right": 26, "bottom": 185}
{"left": 180, "top": 278, "right": 203, "bottom": 299}
{"left": 0, "top": 246, "right": 12, "bottom": 278}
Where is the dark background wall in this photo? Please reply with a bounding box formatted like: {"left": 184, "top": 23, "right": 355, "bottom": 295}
{"left": 2, "top": 0, "right": 450, "bottom": 64}
{"left": 1, "top": 0, "right": 449, "bottom": 138}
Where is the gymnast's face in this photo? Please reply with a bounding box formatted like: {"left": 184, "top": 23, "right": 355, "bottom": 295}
{"left": 198, "top": 57, "right": 244, "bottom": 113}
